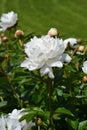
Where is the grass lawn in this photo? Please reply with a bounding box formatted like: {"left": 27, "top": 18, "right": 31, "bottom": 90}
{"left": 0, "top": 0, "right": 87, "bottom": 38}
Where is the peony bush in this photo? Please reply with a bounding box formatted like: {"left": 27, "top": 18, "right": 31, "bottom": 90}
{"left": 0, "top": 11, "right": 87, "bottom": 130}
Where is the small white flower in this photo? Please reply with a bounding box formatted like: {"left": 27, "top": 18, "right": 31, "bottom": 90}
{"left": 0, "top": 11, "right": 18, "bottom": 31}
{"left": 82, "top": 61, "right": 87, "bottom": 74}
{"left": 21, "top": 35, "right": 71, "bottom": 78}
{"left": 64, "top": 38, "right": 78, "bottom": 49}
{"left": 0, "top": 115, "right": 21, "bottom": 130}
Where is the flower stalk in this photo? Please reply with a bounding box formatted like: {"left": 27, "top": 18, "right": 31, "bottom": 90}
{"left": 0, "top": 63, "right": 23, "bottom": 108}
{"left": 38, "top": 126, "right": 40, "bottom": 130}
{"left": 47, "top": 78, "right": 55, "bottom": 130}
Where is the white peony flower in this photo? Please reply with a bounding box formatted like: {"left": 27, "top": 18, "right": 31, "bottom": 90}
{"left": 0, "top": 115, "right": 21, "bottom": 130}
{"left": 0, "top": 11, "right": 18, "bottom": 31}
{"left": 64, "top": 38, "right": 78, "bottom": 49}
{"left": 82, "top": 61, "right": 87, "bottom": 74}
{"left": 21, "top": 35, "right": 71, "bottom": 78}
{"left": 9, "top": 109, "right": 35, "bottom": 130}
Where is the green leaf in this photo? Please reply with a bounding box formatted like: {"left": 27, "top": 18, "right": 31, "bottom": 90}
{"left": 0, "top": 101, "right": 7, "bottom": 107}
{"left": 55, "top": 107, "right": 74, "bottom": 116}
{"left": 78, "top": 120, "right": 87, "bottom": 130}
{"left": 52, "top": 113, "right": 61, "bottom": 120}
{"left": 64, "top": 64, "right": 76, "bottom": 72}
{"left": 20, "top": 111, "right": 37, "bottom": 122}
{"left": 65, "top": 118, "right": 79, "bottom": 130}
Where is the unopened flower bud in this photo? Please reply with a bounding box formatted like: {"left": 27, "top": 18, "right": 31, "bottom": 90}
{"left": 2, "top": 36, "right": 8, "bottom": 42}
{"left": 77, "top": 45, "right": 85, "bottom": 52}
{"left": 1, "top": 33, "right": 5, "bottom": 38}
{"left": 77, "top": 39, "right": 82, "bottom": 44}
{"left": 36, "top": 118, "right": 42, "bottom": 126}
{"left": 15, "top": 30, "right": 24, "bottom": 38}
{"left": 47, "top": 28, "right": 59, "bottom": 37}
{"left": 4, "top": 54, "right": 9, "bottom": 60}
{"left": 83, "top": 75, "right": 87, "bottom": 82}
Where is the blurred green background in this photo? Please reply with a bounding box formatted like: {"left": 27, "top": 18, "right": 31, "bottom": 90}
{"left": 0, "top": 0, "right": 87, "bottom": 38}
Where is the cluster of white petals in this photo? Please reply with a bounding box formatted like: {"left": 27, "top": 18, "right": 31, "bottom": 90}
{"left": 0, "top": 109, "right": 35, "bottom": 130}
{"left": 0, "top": 115, "right": 21, "bottom": 130}
{"left": 0, "top": 11, "right": 18, "bottom": 32}
{"left": 82, "top": 61, "right": 87, "bottom": 74}
{"left": 9, "top": 109, "right": 35, "bottom": 130}
{"left": 21, "top": 35, "right": 71, "bottom": 78}
{"left": 8, "top": 108, "right": 25, "bottom": 120}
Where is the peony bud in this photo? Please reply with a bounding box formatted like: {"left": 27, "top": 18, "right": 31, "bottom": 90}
{"left": 77, "top": 39, "right": 82, "bottom": 44}
{"left": 2, "top": 36, "right": 8, "bottom": 42}
{"left": 4, "top": 54, "right": 9, "bottom": 60}
{"left": 15, "top": 30, "right": 24, "bottom": 38}
{"left": 36, "top": 118, "right": 42, "bottom": 126}
{"left": 83, "top": 75, "right": 87, "bottom": 82}
{"left": 47, "top": 28, "right": 59, "bottom": 37}
{"left": 77, "top": 45, "right": 85, "bottom": 52}
{"left": 1, "top": 33, "right": 5, "bottom": 38}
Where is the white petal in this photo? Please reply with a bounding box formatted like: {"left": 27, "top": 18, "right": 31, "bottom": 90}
{"left": 0, "top": 115, "right": 21, "bottom": 130}
{"left": 82, "top": 61, "right": 87, "bottom": 74}
{"left": 40, "top": 66, "right": 50, "bottom": 76}
{"left": 40, "top": 65, "right": 54, "bottom": 78}
{"left": 83, "top": 61, "right": 87, "bottom": 66}
{"left": 48, "top": 70, "right": 54, "bottom": 79}
{"left": 64, "top": 38, "right": 77, "bottom": 48}
{"left": 82, "top": 67, "right": 87, "bottom": 74}
{"left": 60, "top": 53, "right": 72, "bottom": 63}
{"left": 47, "top": 59, "right": 63, "bottom": 68}
{"left": 8, "top": 118, "right": 21, "bottom": 130}
{"left": 20, "top": 58, "right": 30, "bottom": 68}
{"left": 76, "top": 51, "right": 85, "bottom": 55}
{"left": 63, "top": 40, "right": 68, "bottom": 49}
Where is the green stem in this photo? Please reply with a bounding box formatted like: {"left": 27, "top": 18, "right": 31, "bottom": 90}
{"left": 71, "top": 48, "right": 77, "bottom": 57}
{"left": 19, "top": 39, "right": 24, "bottom": 47}
{"left": 47, "top": 78, "right": 54, "bottom": 130}
{"left": 0, "top": 63, "right": 23, "bottom": 108}
{"left": 6, "top": 74, "right": 23, "bottom": 108}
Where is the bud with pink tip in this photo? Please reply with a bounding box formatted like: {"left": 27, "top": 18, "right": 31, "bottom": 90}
{"left": 77, "top": 45, "right": 85, "bottom": 52}
{"left": 47, "top": 28, "right": 59, "bottom": 37}
{"left": 15, "top": 30, "right": 24, "bottom": 38}
{"left": 4, "top": 54, "right": 9, "bottom": 60}
{"left": 83, "top": 75, "right": 87, "bottom": 82}
{"left": 1, "top": 33, "right": 5, "bottom": 38}
{"left": 2, "top": 36, "right": 8, "bottom": 42}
